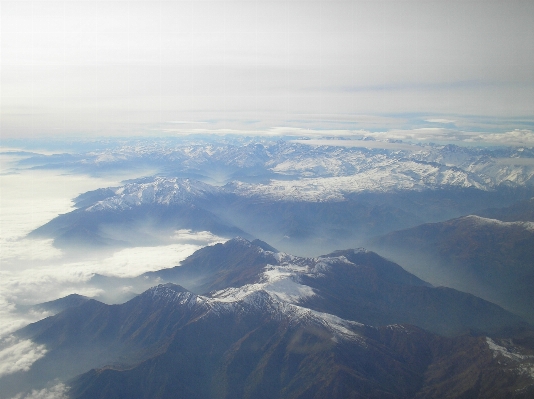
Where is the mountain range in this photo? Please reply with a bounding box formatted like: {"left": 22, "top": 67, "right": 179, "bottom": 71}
{"left": 29, "top": 175, "right": 532, "bottom": 256}
{"left": 16, "top": 140, "right": 534, "bottom": 190}
{"left": 3, "top": 238, "right": 534, "bottom": 399}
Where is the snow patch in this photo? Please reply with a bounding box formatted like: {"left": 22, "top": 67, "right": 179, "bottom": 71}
{"left": 466, "top": 215, "right": 534, "bottom": 231}
{"left": 86, "top": 177, "right": 219, "bottom": 211}
{"left": 486, "top": 337, "right": 531, "bottom": 362}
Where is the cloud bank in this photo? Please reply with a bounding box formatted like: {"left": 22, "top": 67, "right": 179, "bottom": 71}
{"left": 10, "top": 383, "right": 68, "bottom": 399}
{"left": 2, "top": 1, "right": 533, "bottom": 137}
{"left": 0, "top": 336, "right": 47, "bottom": 378}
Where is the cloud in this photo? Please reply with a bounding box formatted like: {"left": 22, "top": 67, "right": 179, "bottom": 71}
{"left": 167, "top": 121, "right": 209, "bottom": 124}
{"left": 0, "top": 297, "right": 38, "bottom": 338}
{"left": 425, "top": 119, "right": 456, "bottom": 124}
{"left": 158, "top": 122, "right": 534, "bottom": 147}
{"left": 466, "top": 129, "right": 534, "bottom": 146}
{"left": 0, "top": 336, "right": 47, "bottom": 377}
{"left": 0, "top": 170, "right": 122, "bottom": 242}
{"left": 0, "top": 168, "right": 228, "bottom": 344}
{"left": 10, "top": 383, "right": 69, "bottom": 399}
{"left": 1, "top": 239, "right": 62, "bottom": 263}
{"left": 360, "top": 128, "right": 534, "bottom": 146}
{"left": 170, "top": 229, "right": 224, "bottom": 244}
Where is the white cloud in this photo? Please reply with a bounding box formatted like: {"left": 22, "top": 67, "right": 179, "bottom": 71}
{"left": 467, "top": 129, "right": 534, "bottom": 146}
{"left": 1, "top": 239, "right": 62, "bottom": 263}
{"left": 0, "top": 169, "right": 227, "bottom": 344}
{"left": 0, "top": 336, "right": 47, "bottom": 377}
{"left": 425, "top": 119, "right": 456, "bottom": 124}
{"left": 358, "top": 128, "right": 534, "bottom": 146}
{"left": 0, "top": 170, "right": 121, "bottom": 242}
{"left": 10, "top": 383, "right": 69, "bottom": 399}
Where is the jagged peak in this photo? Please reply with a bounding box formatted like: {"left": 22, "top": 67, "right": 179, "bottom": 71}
{"left": 319, "top": 247, "right": 370, "bottom": 259}
{"left": 206, "top": 289, "right": 364, "bottom": 342}
{"left": 85, "top": 177, "right": 220, "bottom": 211}
{"left": 223, "top": 237, "right": 278, "bottom": 253}
{"left": 142, "top": 283, "right": 200, "bottom": 305}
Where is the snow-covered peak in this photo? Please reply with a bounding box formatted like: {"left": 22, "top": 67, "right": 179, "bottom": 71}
{"left": 462, "top": 215, "right": 534, "bottom": 231}
{"left": 212, "top": 262, "right": 316, "bottom": 305}
{"left": 227, "top": 161, "right": 490, "bottom": 202}
{"left": 140, "top": 265, "right": 365, "bottom": 342}
{"left": 143, "top": 284, "right": 206, "bottom": 308}
{"left": 86, "top": 177, "right": 220, "bottom": 211}
{"left": 206, "top": 286, "right": 364, "bottom": 342}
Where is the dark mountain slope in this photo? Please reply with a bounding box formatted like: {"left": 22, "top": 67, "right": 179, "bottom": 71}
{"left": 299, "top": 250, "right": 525, "bottom": 336}
{"left": 370, "top": 215, "right": 534, "bottom": 322}
{"left": 17, "top": 294, "right": 91, "bottom": 315}
{"left": 68, "top": 305, "right": 534, "bottom": 399}
{"left": 4, "top": 239, "right": 534, "bottom": 399}
{"left": 142, "top": 237, "right": 279, "bottom": 293}
{"left": 29, "top": 204, "right": 248, "bottom": 249}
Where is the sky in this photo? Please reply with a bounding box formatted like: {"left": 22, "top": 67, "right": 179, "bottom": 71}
{"left": 1, "top": 0, "right": 534, "bottom": 140}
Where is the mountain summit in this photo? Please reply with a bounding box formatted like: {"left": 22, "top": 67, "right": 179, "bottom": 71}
{"left": 3, "top": 238, "right": 533, "bottom": 399}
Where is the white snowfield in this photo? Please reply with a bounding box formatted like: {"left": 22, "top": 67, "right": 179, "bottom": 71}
{"left": 86, "top": 177, "right": 219, "bottom": 211}
{"left": 228, "top": 162, "right": 487, "bottom": 202}
{"left": 146, "top": 251, "right": 366, "bottom": 342}
{"left": 486, "top": 337, "right": 534, "bottom": 379}
{"left": 56, "top": 140, "right": 532, "bottom": 209}
{"left": 84, "top": 166, "right": 491, "bottom": 209}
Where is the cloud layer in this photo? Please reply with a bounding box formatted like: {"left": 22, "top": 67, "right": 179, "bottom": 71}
{"left": 0, "top": 336, "right": 47, "bottom": 378}
{"left": 1, "top": 1, "right": 533, "bottom": 137}
{"left": 0, "top": 168, "right": 225, "bottom": 343}
{"left": 10, "top": 383, "right": 69, "bottom": 399}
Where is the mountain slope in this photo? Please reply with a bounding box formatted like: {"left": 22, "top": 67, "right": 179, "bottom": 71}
{"left": 4, "top": 238, "right": 533, "bottom": 399}
{"left": 29, "top": 170, "right": 534, "bottom": 254}
{"left": 141, "top": 239, "right": 526, "bottom": 337}
{"left": 9, "top": 282, "right": 532, "bottom": 399}
{"left": 370, "top": 214, "right": 534, "bottom": 323}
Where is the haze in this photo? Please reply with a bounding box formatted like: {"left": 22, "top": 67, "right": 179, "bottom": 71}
{"left": 2, "top": 0, "right": 534, "bottom": 139}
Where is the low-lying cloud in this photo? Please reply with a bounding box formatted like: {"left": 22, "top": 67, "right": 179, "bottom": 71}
{"left": 9, "top": 383, "right": 69, "bottom": 399}
{"left": 0, "top": 336, "right": 47, "bottom": 378}
{"left": 0, "top": 168, "right": 226, "bottom": 343}
{"left": 362, "top": 128, "right": 534, "bottom": 147}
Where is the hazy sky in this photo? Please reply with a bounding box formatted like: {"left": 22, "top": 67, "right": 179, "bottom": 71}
{"left": 1, "top": 0, "right": 534, "bottom": 139}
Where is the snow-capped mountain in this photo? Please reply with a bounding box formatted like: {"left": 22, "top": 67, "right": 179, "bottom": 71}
{"left": 31, "top": 170, "right": 534, "bottom": 255}
{"left": 21, "top": 138, "right": 534, "bottom": 253}
{"left": 140, "top": 238, "right": 525, "bottom": 336}
{"left": 86, "top": 177, "right": 220, "bottom": 211}
{"left": 3, "top": 238, "right": 533, "bottom": 399}
{"left": 16, "top": 139, "right": 534, "bottom": 193}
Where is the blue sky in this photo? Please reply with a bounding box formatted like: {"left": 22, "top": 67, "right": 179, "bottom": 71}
{"left": 1, "top": 0, "right": 533, "bottom": 142}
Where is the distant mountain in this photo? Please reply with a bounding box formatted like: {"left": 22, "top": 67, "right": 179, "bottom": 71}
{"left": 28, "top": 294, "right": 91, "bottom": 314}
{"left": 370, "top": 214, "right": 534, "bottom": 323}
{"left": 19, "top": 139, "right": 534, "bottom": 190}
{"left": 23, "top": 139, "right": 534, "bottom": 253}
{"left": 476, "top": 197, "right": 534, "bottom": 221}
{"left": 3, "top": 238, "right": 534, "bottom": 399}
{"left": 29, "top": 178, "right": 249, "bottom": 248}
{"left": 30, "top": 174, "right": 531, "bottom": 254}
